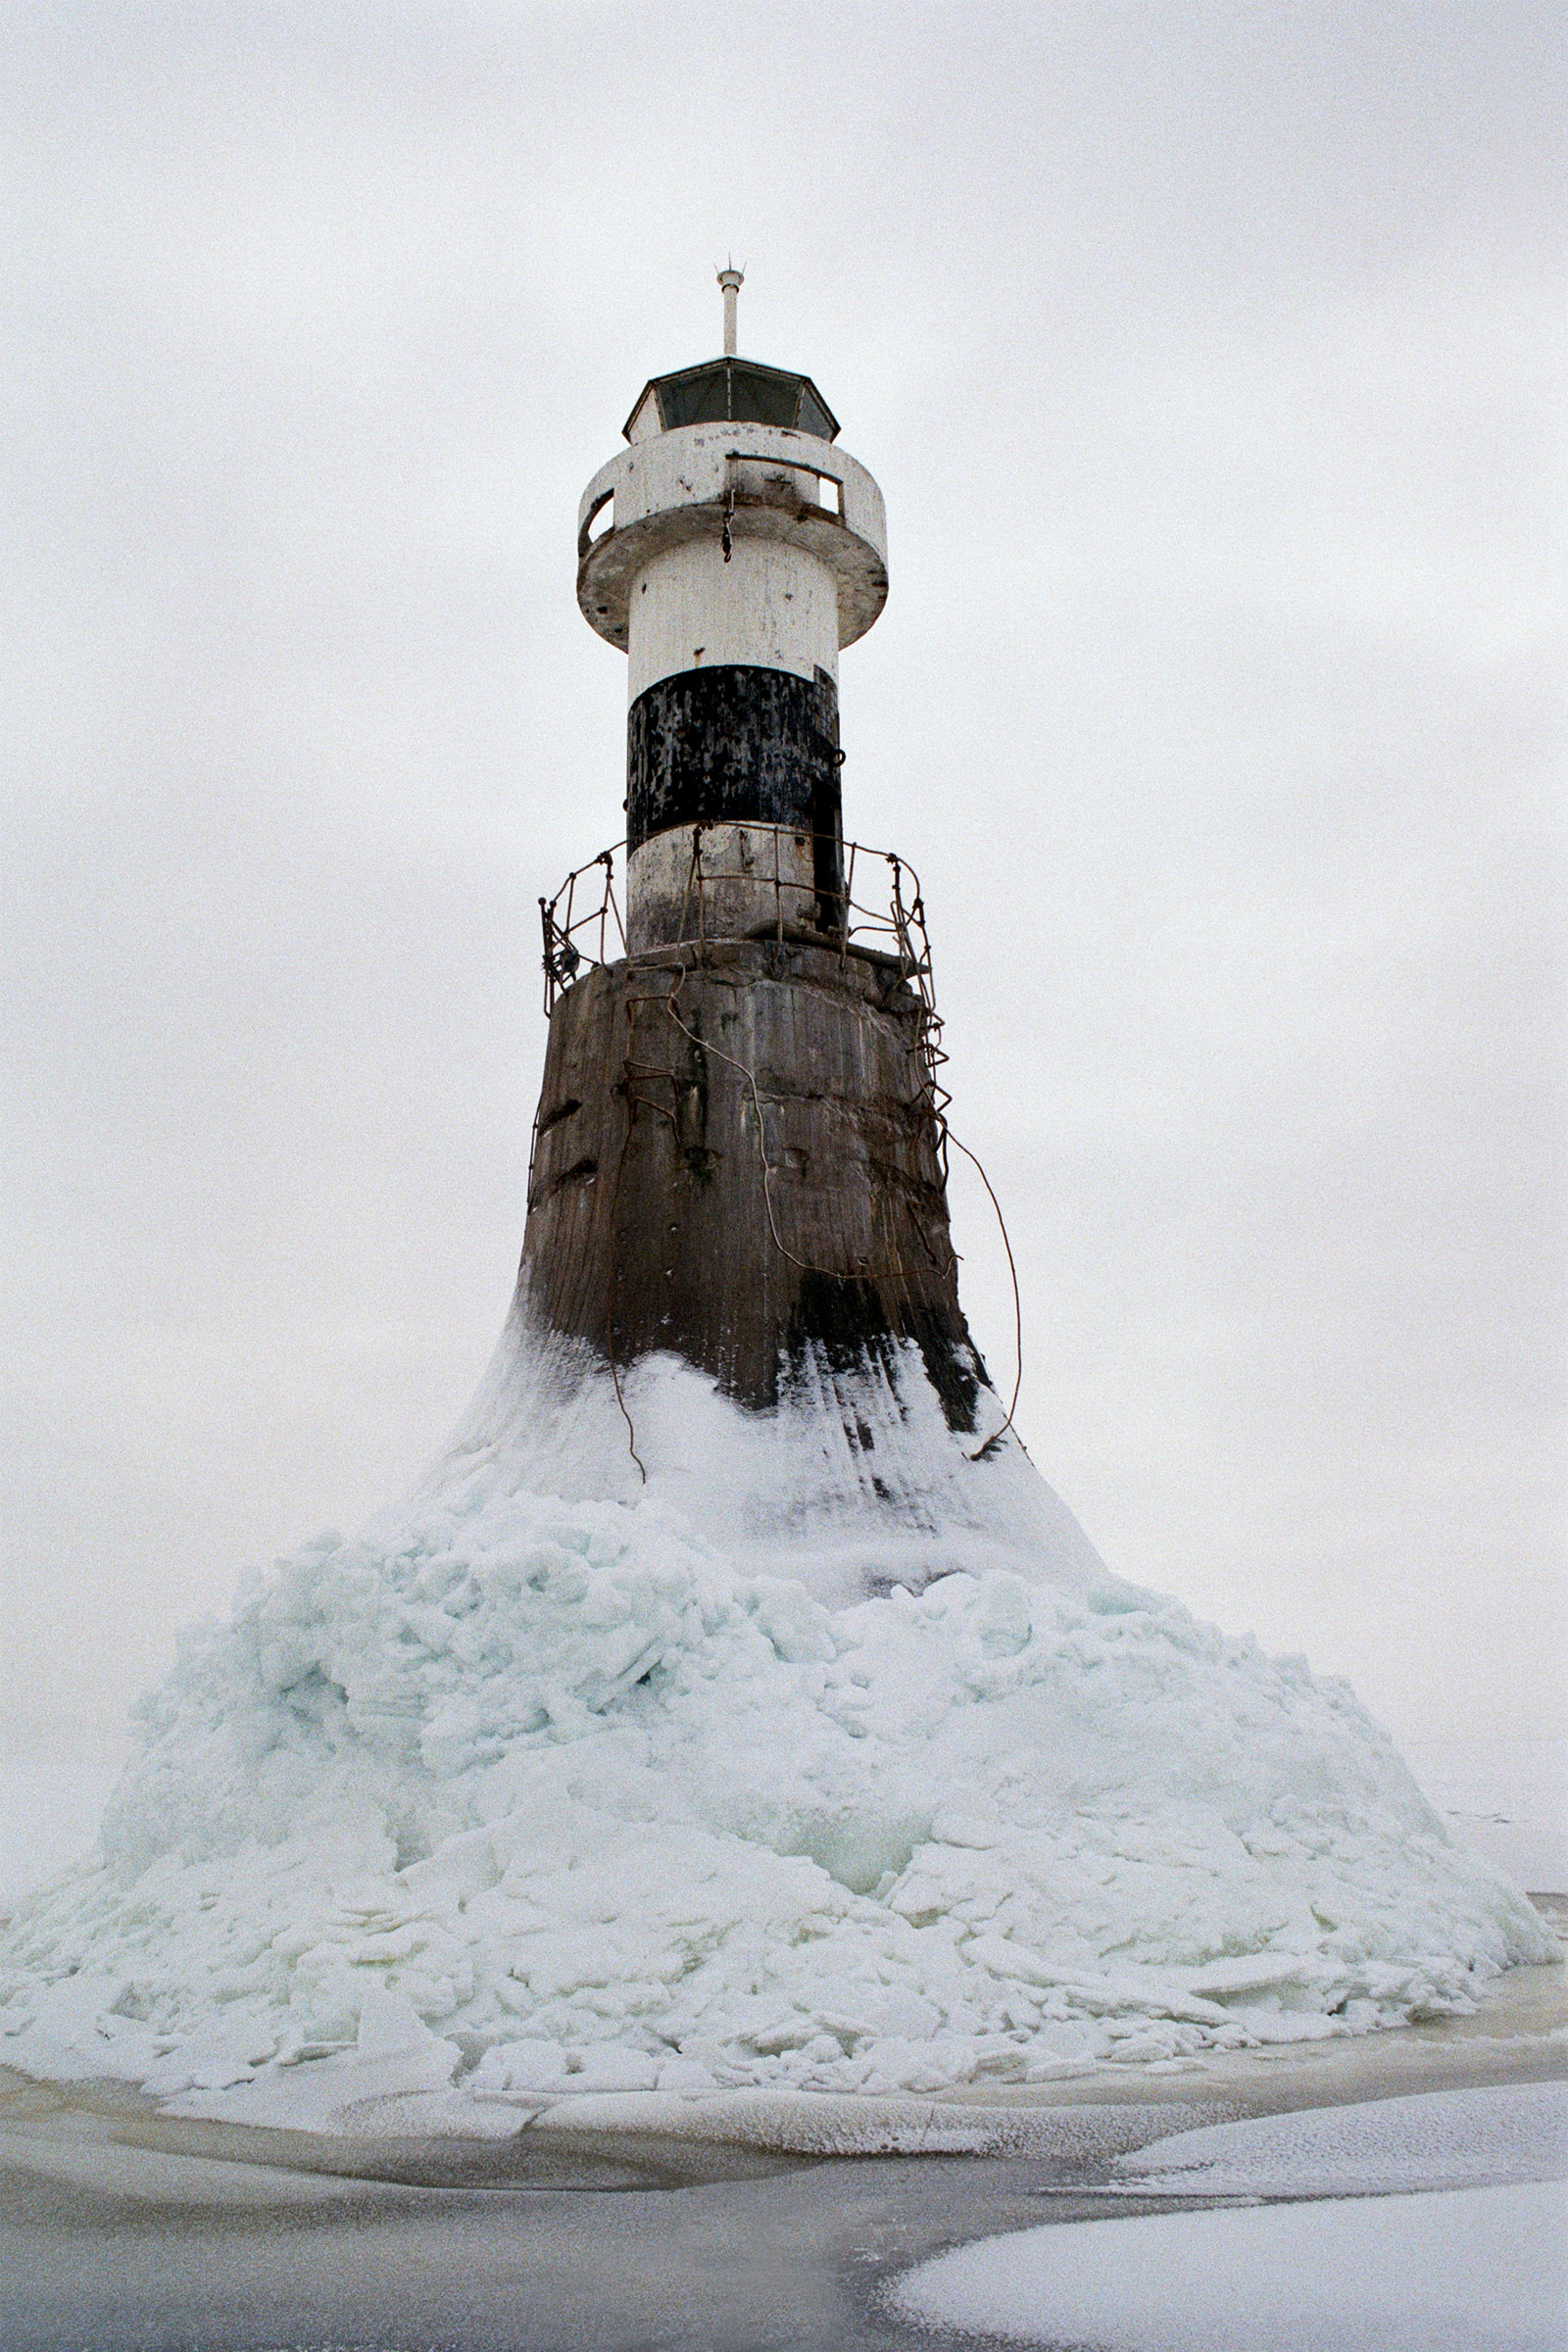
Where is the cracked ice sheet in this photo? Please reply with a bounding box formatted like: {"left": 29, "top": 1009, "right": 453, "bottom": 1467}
{"left": 519, "top": 2089, "right": 1243, "bottom": 2159}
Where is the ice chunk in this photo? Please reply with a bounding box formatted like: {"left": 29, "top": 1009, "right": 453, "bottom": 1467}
{"left": 0, "top": 1365, "right": 1554, "bottom": 2132}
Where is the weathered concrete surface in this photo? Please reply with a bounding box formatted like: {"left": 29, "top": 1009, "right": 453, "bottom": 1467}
{"left": 623, "top": 535, "right": 842, "bottom": 700}
{"left": 521, "top": 937, "right": 980, "bottom": 1424}
{"left": 624, "top": 817, "right": 825, "bottom": 955}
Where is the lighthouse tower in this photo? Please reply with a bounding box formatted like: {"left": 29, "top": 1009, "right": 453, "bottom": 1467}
{"left": 446, "top": 276, "right": 1102, "bottom": 1605}
{"left": 582, "top": 267, "right": 883, "bottom": 962}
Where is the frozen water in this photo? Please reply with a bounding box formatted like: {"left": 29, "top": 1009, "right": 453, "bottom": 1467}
{"left": 0, "top": 1345, "right": 1555, "bottom": 2129}
{"left": 1116, "top": 2079, "right": 1568, "bottom": 2195}
{"left": 894, "top": 2085, "right": 1568, "bottom": 2347}
{"left": 888, "top": 2178, "right": 1568, "bottom": 2350}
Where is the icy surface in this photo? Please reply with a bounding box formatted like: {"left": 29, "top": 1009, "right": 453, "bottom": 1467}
{"left": 0, "top": 1348, "right": 1554, "bottom": 2127}
{"left": 888, "top": 2179, "right": 1568, "bottom": 2350}
{"left": 1115, "top": 2079, "right": 1568, "bottom": 2195}
{"left": 439, "top": 1305, "right": 1108, "bottom": 1609}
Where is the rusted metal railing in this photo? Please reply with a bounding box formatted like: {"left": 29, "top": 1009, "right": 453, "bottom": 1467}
{"left": 538, "top": 848, "right": 626, "bottom": 1006}
{"left": 539, "top": 825, "right": 949, "bottom": 1116}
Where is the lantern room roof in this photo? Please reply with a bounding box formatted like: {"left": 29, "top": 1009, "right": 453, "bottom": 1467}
{"left": 622, "top": 357, "right": 840, "bottom": 445}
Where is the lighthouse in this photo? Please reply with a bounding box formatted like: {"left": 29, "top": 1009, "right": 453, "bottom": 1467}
{"left": 444, "top": 275, "right": 1102, "bottom": 1605}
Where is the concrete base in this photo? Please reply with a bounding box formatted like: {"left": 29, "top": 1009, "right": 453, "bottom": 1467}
{"left": 449, "top": 934, "right": 1107, "bottom": 1604}
{"left": 522, "top": 938, "right": 969, "bottom": 1415}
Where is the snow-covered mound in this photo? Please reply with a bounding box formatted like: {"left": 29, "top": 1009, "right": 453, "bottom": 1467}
{"left": 440, "top": 1304, "right": 1110, "bottom": 1609}
{"left": 2, "top": 1387, "right": 1554, "bottom": 2133}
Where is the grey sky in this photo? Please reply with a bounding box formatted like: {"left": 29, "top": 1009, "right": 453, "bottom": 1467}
{"left": 2, "top": 2, "right": 1562, "bottom": 1750}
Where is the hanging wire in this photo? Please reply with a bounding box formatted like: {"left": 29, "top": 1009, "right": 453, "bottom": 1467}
{"left": 941, "top": 1131, "right": 1028, "bottom": 1460}
{"left": 661, "top": 973, "right": 852, "bottom": 1284}
{"left": 602, "top": 1099, "right": 648, "bottom": 1484}
{"left": 599, "top": 983, "right": 698, "bottom": 1485}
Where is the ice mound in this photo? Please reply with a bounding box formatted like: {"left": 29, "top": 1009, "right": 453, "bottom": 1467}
{"left": 0, "top": 1439, "right": 1554, "bottom": 2131}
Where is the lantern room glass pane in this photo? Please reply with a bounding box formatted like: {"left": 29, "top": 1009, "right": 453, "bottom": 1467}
{"left": 647, "top": 361, "right": 839, "bottom": 442}
{"left": 727, "top": 366, "right": 803, "bottom": 429}
{"left": 657, "top": 367, "right": 732, "bottom": 428}
{"left": 795, "top": 383, "right": 835, "bottom": 440}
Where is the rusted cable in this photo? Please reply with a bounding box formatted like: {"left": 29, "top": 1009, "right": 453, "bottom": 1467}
{"left": 603, "top": 1135, "right": 647, "bottom": 1482}
{"left": 943, "top": 1130, "right": 1028, "bottom": 1461}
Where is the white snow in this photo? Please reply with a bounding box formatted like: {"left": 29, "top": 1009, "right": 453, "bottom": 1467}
{"left": 1115, "top": 2079, "right": 1568, "bottom": 2196}
{"left": 0, "top": 1345, "right": 1556, "bottom": 2130}
{"left": 441, "top": 1304, "right": 1108, "bottom": 1609}
{"left": 891, "top": 2085, "right": 1568, "bottom": 2346}
{"left": 892, "top": 2083, "right": 1568, "bottom": 2349}
{"left": 888, "top": 2179, "right": 1568, "bottom": 2350}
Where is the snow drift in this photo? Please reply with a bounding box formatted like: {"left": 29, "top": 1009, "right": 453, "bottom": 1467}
{"left": 0, "top": 1344, "right": 1554, "bottom": 2132}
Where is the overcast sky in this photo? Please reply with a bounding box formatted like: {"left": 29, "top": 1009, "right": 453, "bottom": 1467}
{"left": 2, "top": 2, "right": 1562, "bottom": 1758}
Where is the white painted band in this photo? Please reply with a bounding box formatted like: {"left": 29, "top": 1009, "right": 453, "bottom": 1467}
{"left": 627, "top": 538, "right": 839, "bottom": 701}
{"left": 626, "top": 822, "right": 816, "bottom": 955}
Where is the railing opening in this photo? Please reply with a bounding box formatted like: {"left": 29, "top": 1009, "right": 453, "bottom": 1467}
{"left": 579, "top": 489, "right": 613, "bottom": 554}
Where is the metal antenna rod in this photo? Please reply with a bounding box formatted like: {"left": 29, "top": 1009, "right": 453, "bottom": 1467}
{"left": 717, "top": 260, "right": 743, "bottom": 356}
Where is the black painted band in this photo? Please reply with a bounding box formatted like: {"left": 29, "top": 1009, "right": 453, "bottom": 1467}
{"left": 626, "top": 664, "right": 840, "bottom": 856}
